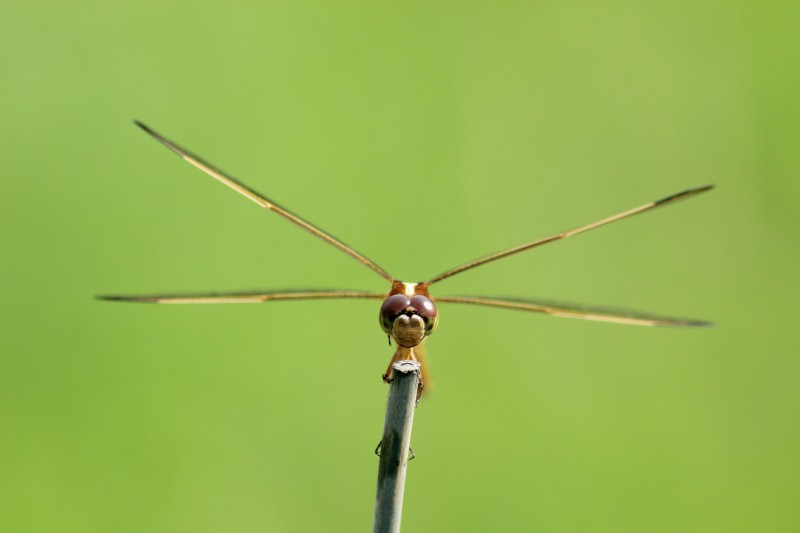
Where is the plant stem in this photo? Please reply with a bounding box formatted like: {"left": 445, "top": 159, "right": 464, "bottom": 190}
{"left": 373, "top": 360, "right": 420, "bottom": 533}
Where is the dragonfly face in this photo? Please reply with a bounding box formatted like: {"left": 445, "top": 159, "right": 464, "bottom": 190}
{"left": 379, "top": 289, "right": 439, "bottom": 348}
{"left": 100, "top": 122, "right": 713, "bottom": 397}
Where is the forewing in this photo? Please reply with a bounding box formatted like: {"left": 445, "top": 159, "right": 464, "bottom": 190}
{"left": 134, "top": 121, "right": 393, "bottom": 282}
{"left": 426, "top": 185, "right": 713, "bottom": 285}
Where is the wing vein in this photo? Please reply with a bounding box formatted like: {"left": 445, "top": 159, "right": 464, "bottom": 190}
{"left": 98, "top": 290, "right": 386, "bottom": 304}
{"left": 435, "top": 295, "right": 712, "bottom": 327}
{"left": 426, "top": 185, "right": 713, "bottom": 285}
{"left": 135, "top": 121, "right": 393, "bottom": 282}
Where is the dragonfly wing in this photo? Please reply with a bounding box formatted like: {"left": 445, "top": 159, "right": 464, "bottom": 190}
{"left": 425, "top": 185, "right": 713, "bottom": 285}
{"left": 134, "top": 121, "right": 393, "bottom": 282}
{"left": 98, "top": 289, "right": 386, "bottom": 304}
{"left": 434, "top": 295, "right": 712, "bottom": 327}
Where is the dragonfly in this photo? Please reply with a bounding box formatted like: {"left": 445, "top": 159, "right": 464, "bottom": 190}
{"left": 101, "top": 122, "right": 712, "bottom": 396}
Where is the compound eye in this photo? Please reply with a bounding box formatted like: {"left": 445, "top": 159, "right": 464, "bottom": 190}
{"left": 379, "top": 294, "right": 411, "bottom": 333}
{"left": 410, "top": 294, "right": 438, "bottom": 334}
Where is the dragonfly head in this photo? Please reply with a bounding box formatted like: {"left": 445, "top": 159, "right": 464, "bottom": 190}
{"left": 379, "top": 293, "right": 438, "bottom": 347}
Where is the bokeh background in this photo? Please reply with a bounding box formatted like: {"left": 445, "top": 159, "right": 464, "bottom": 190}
{"left": 2, "top": 2, "right": 798, "bottom": 532}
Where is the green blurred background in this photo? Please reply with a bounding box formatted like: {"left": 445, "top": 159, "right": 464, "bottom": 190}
{"left": 2, "top": 2, "right": 798, "bottom": 531}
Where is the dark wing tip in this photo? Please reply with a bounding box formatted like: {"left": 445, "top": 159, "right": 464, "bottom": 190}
{"left": 133, "top": 120, "right": 152, "bottom": 134}
{"left": 679, "top": 319, "right": 714, "bottom": 328}
{"left": 96, "top": 295, "right": 154, "bottom": 303}
{"left": 133, "top": 119, "right": 161, "bottom": 141}
{"left": 133, "top": 120, "right": 184, "bottom": 157}
{"left": 655, "top": 184, "right": 715, "bottom": 206}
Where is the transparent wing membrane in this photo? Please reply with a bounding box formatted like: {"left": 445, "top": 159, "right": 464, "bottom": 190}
{"left": 435, "top": 296, "right": 712, "bottom": 327}
{"left": 105, "top": 124, "right": 713, "bottom": 330}
{"left": 425, "top": 185, "right": 713, "bottom": 285}
{"left": 97, "top": 290, "right": 386, "bottom": 304}
{"left": 134, "top": 121, "right": 393, "bottom": 282}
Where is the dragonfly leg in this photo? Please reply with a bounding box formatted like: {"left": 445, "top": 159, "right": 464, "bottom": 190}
{"left": 382, "top": 346, "right": 416, "bottom": 383}
{"left": 382, "top": 346, "right": 425, "bottom": 402}
{"left": 374, "top": 440, "right": 415, "bottom": 460}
